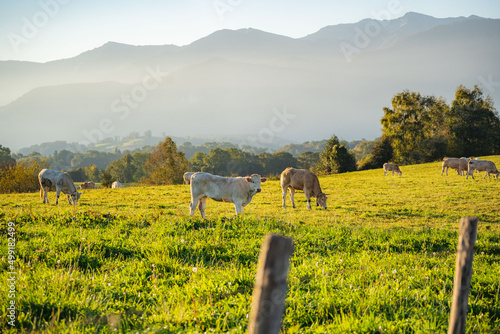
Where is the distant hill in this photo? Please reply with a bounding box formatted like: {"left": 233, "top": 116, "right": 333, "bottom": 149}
{"left": 1, "top": 12, "right": 498, "bottom": 151}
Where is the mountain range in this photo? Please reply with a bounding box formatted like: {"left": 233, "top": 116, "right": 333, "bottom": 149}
{"left": 1, "top": 12, "right": 499, "bottom": 151}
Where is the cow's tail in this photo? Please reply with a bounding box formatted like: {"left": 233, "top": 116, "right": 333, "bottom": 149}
{"left": 40, "top": 187, "right": 43, "bottom": 199}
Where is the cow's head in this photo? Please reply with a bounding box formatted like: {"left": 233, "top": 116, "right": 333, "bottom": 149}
{"left": 316, "top": 192, "right": 328, "bottom": 209}
{"left": 71, "top": 192, "right": 82, "bottom": 205}
{"left": 245, "top": 174, "right": 267, "bottom": 194}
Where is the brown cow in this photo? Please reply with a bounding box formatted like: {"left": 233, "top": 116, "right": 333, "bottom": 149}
{"left": 467, "top": 159, "right": 499, "bottom": 179}
{"left": 383, "top": 163, "right": 402, "bottom": 176}
{"left": 80, "top": 181, "right": 96, "bottom": 190}
{"left": 280, "top": 167, "right": 327, "bottom": 210}
{"left": 38, "top": 169, "right": 81, "bottom": 205}
{"left": 441, "top": 157, "right": 467, "bottom": 176}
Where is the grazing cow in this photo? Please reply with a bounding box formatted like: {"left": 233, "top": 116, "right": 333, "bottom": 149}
{"left": 383, "top": 163, "right": 403, "bottom": 176}
{"left": 80, "top": 181, "right": 96, "bottom": 190}
{"left": 467, "top": 159, "right": 499, "bottom": 179}
{"left": 280, "top": 167, "right": 327, "bottom": 210}
{"left": 38, "top": 169, "right": 81, "bottom": 205}
{"left": 111, "top": 181, "right": 123, "bottom": 188}
{"left": 183, "top": 172, "right": 195, "bottom": 185}
{"left": 189, "top": 173, "right": 267, "bottom": 218}
{"left": 441, "top": 157, "right": 467, "bottom": 176}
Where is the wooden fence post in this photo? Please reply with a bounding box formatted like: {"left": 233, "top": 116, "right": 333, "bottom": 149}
{"left": 248, "top": 234, "right": 294, "bottom": 334}
{"left": 448, "top": 216, "right": 478, "bottom": 334}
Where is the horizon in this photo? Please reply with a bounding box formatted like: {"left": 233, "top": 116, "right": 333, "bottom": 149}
{"left": 1, "top": 1, "right": 500, "bottom": 62}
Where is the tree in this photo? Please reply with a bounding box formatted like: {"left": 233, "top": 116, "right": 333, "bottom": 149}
{"left": 316, "top": 135, "right": 356, "bottom": 174}
{"left": 446, "top": 85, "right": 500, "bottom": 156}
{"left": 143, "top": 137, "right": 188, "bottom": 185}
{"left": 297, "top": 151, "right": 320, "bottom": 171}
{"left": 381, "top": 91, "right": 448, "bottom": 164}
{"left": 106, "top": 154, "right": 137, "bottom": 183}
{"left": 0, "top": 145, "right": 16, "bottom": 170}
{"left": 0, "top": 160, "right": 50, "bottom": 193}
{"left": 357, "top": 136, "right": 394, "bottom": 170}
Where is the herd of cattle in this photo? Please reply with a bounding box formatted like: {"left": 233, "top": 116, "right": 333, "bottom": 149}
{"left": 37, "top": 157, "right": 498, "bottom": 216}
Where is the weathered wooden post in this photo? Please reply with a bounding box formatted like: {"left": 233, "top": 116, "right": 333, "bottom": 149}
{"left": 248, "top": 234, "right": 294, "bottom": 334}
{"left": 448, "top": 217, "right": 478, "bottom": 334}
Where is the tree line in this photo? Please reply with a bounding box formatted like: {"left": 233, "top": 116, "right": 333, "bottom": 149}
{"left": 1, "top": 85, "right": 498, "bottom": 192}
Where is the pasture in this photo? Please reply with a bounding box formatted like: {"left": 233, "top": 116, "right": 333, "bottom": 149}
{"left": 1, "top": 157, "right": 499, "bottom": 333}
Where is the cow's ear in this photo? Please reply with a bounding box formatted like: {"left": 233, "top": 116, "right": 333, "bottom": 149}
{"left": 245, "top": 177, "right": 252, "bottom": 182}
{"left": 261, "top": 177, "right": 267, "bottom": 182}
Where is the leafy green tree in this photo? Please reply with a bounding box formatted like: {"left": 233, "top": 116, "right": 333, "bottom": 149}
{"left": 0, "top": 160, "right": 50, "bottom": 193}
{"left": 143, "top": 137, "right": 188, "bottom": 185}
{"left": 316, "top": 135, "right": 356, "bottom": 174}
{"left": 189, "top": 152, "right": 207, "bottom": 172}
{"left": 263, "top": 151, "right": 297, "bottom": 175}
{"left": 0, "top": 145, "right": 16, "bottom": 170}
{"left": 100, "top": 170, "right": 115, "bottom": 188}
{"left": 106, "top": 154, "right": 137, "bottom": 183}
{"left": 357, "top": 136, "right": 394, "bottom": 170}
{"left": 201, "top": 148, "right": 231, "bottom": 175}
{"left": 381, "top": 91, "right": 448, "bottom": 164}
{"left": 446, "top": 85, "right": 500, "bottom": 156}
{"left": 85, "top": 164, "right": 101, "bottom": 182}
{"left": 297, "top": 151, "right": 320, "bottom": 171}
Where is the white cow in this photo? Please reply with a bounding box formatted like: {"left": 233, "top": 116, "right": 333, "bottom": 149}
{"left": 189, "top": 173, "right": 267, "bottom": 218}
{"left": 183, "top": 172, "right": 195, "bottom": 185}
{"left": 111, "top": 181, "right": 123, "bottom": 188}
{"left": 467, "top": 159, "right": 499, "bottom": 179}
{"left": 38, "top": 169, "right": 81, "bottom": 205}
{"left": 441, "top": 157, "right": 467, "bottom": 176}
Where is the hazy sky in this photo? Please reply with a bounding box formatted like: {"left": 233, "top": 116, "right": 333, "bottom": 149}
{"left": 1, "top": 0, "right": 500, "bottom": 63}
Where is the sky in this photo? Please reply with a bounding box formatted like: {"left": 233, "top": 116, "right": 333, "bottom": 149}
{"left": 1, "top": 0, "right": 500, "bottom": 63}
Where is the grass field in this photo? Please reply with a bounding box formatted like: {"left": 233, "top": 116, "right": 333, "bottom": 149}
{"left": 1, "top": 157, "right": 499, "bottom": 333}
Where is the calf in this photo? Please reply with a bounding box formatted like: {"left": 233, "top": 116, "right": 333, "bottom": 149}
{"left": 467, "top": 159, "right": 499, "bottom": 179}
{"left": 441, "top": 157, "right": 467, "bottom": 176}
{"left": 280, "top": 167, "right": 327, "bottom": 210}
{"left": 80, "top": 181, "right": 95, "bottom": 190}
{"left": 111, "top": 181, "right": 123, "bottom": 188}
{"left": 383, "top": 163, "right": 402, "bottom": 176}
{"left": 183, "top": 172, "right": 195, "bottom": 185}
{"left": 189, "top": 172, "right": 267, "bottom": 218}
{"left": 38, "top": 169, "right": 81, "bottom": 205}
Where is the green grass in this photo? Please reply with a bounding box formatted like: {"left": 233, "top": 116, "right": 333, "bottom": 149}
{"left": 1, "top": 157, "right": 500, "bottom": 333}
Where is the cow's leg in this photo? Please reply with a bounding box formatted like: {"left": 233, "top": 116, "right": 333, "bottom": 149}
{"left": 304, "top": 190, "right": 312, "bottom": 210}
{"left": 42, "top": 186, "right": 49, "bottom": 204}
{"left": 55, "top": 188, "right": 60, "bottom": 205}
{"left": 281, "top": 186, "right": 287, "bottom": 209}
{"left": 484, "top": 171, "right": 489, "bottom": 179}
{"left": 66, "top": 194, "right": 72, "bottom": 204}
{"left": 190, "top": 195, "right": 200, "bottom": 217}
{"left": 197, "top": 197, "right": 207, "bottom": 219}
{"left": 289, "top": 188, "right": 296, "bottom": 209}
{"left": 233, "top": 201, "right": 243, "bottom": 217}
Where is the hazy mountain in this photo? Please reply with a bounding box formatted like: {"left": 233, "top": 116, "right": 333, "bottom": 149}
{"left": 1, "top": 12, "right": 499, "bottom": 151}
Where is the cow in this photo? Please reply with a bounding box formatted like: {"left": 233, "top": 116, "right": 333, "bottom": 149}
{"left": 189, "top": 173, "right": 267, "bottom": 218}
{"left": 111, "top": 181, "right": 123, "bottom": 188}
{"left": 280, "top": 167, "right": 327, "bottom": 210}
{"left": 183, "top": 172, "right": 195, "bottom": 185}
{"left": 467, "top": 159, "right": 499, "bottom": 179}
{"left": 38, "top": 169, "right": 81, "bottom": 205}
{"left": 383, "top": 163, "right": 402, "bottom": 176}
{"left": 441, "top": 157, "right": 467, "bottom": 176}
{"left": 80, "top": 181, "right": 95, "bottom": 190}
